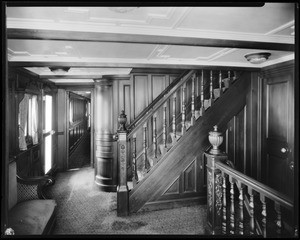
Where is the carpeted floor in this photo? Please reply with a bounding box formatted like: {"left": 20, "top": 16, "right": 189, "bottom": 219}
{"left": 46, "top": 166, "right": 207, "bottom": 235}
{"left": 68, "top": 132, "right": 91, "bottom": 169}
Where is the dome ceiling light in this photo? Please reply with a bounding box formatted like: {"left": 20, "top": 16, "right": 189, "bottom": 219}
{"left": 107, "top": 7, "right": 139, "bottom": 13}
{"left": 49, "top": 67, "right": 70, "bottom": 74}
{"left": 244, "top": 52, "right": 271, "bottom": 64}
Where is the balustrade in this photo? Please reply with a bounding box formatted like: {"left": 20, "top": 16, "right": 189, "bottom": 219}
{"left": 114, "top": 68, "right": 247, "bottom": 217}
{"left": 205, "top": 125, "right": 294, "bottom": 237}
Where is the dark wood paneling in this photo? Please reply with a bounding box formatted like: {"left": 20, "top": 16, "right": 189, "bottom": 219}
{"left": 133, "top": 75, "right": 148, "bottom": 118}
{"left": 129, "top": 71, "right": 251, "bottom": 213}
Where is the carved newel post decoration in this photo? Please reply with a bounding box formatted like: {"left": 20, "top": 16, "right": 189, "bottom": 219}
{"left": 117, "top": 110, "right": 129, "bottom": 216}
{"left": 205, "top": 125, "right": 228, "bottom": 235}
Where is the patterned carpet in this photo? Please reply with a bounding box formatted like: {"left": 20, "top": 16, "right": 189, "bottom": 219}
{"left": 46, "top": 166, "right": 207, "bottom": 235}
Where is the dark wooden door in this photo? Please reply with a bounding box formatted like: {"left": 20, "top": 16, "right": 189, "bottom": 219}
{"left": 262, "top": 65, "right": 294, "bottom": 200}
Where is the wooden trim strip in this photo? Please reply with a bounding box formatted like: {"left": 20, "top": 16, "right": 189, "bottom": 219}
{"left": 215, "top": 161, "right": 293, "bottom": 210}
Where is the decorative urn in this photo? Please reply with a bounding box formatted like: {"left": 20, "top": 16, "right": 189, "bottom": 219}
{"left": 118, "top": 110, "right": 127, "bottom": 131}
{"left": 208, "top": 125, "right": 223, "bottom": 154}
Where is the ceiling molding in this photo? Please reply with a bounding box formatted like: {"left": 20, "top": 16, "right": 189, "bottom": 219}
{"left": 7, "top": 24, "right": 294, "bottom": 51}
{"left": 265, "top": 20, "right": 294, "bottom": 35}
{"left": 259, "top": 53, "right": 294, "bottom": 68}
{"left": 39, "top": 74, "right": 130, "bottom": 79}
{"left": 9, "top": 60, "right": 261, "bottom": 71}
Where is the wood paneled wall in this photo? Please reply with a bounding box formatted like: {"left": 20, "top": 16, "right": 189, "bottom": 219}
{"left": 113, "top": 73, "right": 178, "bottom": 129}
{"left": 8, "top": 69, "right": 57, "bottom": 176}
{"left": 68, "top": 92, "right": 90, "bottom": 155}
{"left": 221, "top": 72, "right": 261, "bottom": 178}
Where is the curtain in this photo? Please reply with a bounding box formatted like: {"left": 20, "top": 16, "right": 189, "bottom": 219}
{"left": 70, "top": 100, "right": 73, "bottom": 123}
{"left": 19, "top": 94, "right": 29, "bottom": 150}
{"left": 31, "top": 95, "right": 38, "bottom": 144}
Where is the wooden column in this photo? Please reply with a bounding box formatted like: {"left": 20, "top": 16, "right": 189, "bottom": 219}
{"left": 191, "top": 74, "right": 196, "bottom": 125}
{"left": 116, "top": 110, "right": 129, "bottom": 216}
{"left": 205, "top": 125, "right": 228, "bottom": 235}
{"left": 132, "top": 134, "right": 137, "bottom": 186}
{"left": 94, "top": 79, "right": 116, "bottom": 192}
{"left": 172, "top": 93, "right": 177, "bottom": 138}
{"left": 181, "top": 84, "right": 186, "bottom": 135}
{"left": 222, "top": 173, "right": 227, "bottom": 234}
{"left": 260, "top": 195, "right": 267, "bottom": 238}
{"left": 274, "top": 202, "right": 282, "bottom": 237}
{"left": 219, "top": 70, "right": 223, "bottom": 97}
{"left": 143, "top": 122, "right": 148, "bottom": 170}
{"left": 163, "top": 103, "right": 167, "bottom": 148}
{"left": 248, "top": 188, "right": 255, "bottom": 235}
{"left": 199, "top": 70, "right": 205, "bottom": 116}
{"left": 209, "top": 70, "right": 213, "bottom": 106}
{"left": 153, "top": 114, "right": 157, "bottom": 159}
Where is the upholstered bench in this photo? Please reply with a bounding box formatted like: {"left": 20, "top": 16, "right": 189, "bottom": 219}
{"left": 7, "top": 161, "right": 57, "bottom": 235}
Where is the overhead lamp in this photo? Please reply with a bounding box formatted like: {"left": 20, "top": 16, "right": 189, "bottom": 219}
{"left": 49, "top": 67, "right": 70, "bottom": 74}
{"left": 244, "top": 52, "right": 271, "bottom": 64}
{"left": 107, "top": 7, "right": 139, "bottom": 13}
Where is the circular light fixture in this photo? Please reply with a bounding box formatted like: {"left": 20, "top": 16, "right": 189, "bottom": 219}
{"left": 107, "top": 7, "right": 139, "bottom": 13}
{"left": 244, "top": 52, "right": 271, "bottom": 64}
{"left": 49, "top": 67, "right": 70, "bottom": 74}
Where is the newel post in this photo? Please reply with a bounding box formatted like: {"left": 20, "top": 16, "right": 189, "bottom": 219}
{"left": 205, "top": 125, "right": 228, "bottom": 235}
{"left": 116, "top": 110, "right": 129, "bottom": 216}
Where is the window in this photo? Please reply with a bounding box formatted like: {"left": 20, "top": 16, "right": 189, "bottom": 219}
{"left": 18, "top": 94, "right": 38, "bottom": 150}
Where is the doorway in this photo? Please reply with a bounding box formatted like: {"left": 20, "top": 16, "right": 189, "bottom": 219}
{"left": 261, "top": 64, "right": 294, "bottom": 201}
{"left": 66, "top": 90, "right": 93, "bottom": 170}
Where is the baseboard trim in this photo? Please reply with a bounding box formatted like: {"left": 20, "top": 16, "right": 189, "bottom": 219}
{"left": 138, "top": 196, "right": 207, "bottom": 213}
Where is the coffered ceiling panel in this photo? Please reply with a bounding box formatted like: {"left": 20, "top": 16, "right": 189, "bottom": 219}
{"left": 8, "top": 39, "right": 156, "bottom": 59}
{"left": 177, "top": 3, "right": 294, "bottom": 35}
{"left": 5, "top": 3, "right": 296, "bottom": 83}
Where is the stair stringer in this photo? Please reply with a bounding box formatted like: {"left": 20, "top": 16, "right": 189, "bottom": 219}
{"left": 129, "top": 72, "right": 251, "bottom": 214}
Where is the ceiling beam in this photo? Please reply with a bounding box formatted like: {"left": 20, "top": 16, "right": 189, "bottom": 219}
{"left": 9, "top": 62, "right": 261, "bottom": 71}
{"left": 7, "top": 28, "right": 294, "bottom": 51}
{"left": 39, "top": 74, "right": 130, "bottom": 79}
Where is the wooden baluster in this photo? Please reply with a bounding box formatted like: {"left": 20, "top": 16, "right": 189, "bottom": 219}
{"left": 229, "top": 176, "right": 235, "bottom": 234}
{"left": 172, "top": 93, "right": 176, "bottom": 138}
{"left": 224, "top": 70, "right": 231, "bottom": 89}
{"left": 162, "top": 103, "right": 167, "bottom": 149}
{"left": 200, "top": 70, "right": 205, "bottom": 116}
{"left": 233, "top": 71, "right": 237, "bottom": 82}
{"left": 181, "top": 84, "right": 186, "bottom": 135}
{"left": 238, "top": 184, "right": 244, "bottom": 235}
{"left": 260, "top": 195, "right": 267, "bottom": 238}
{"left": 132, "top": 134, "right": 137, "bottom": 186}
{"left": 274, "top": 202, "right": 282, "bottom": 237}
{"left": 248, "top": 188, "right": 255, "bottom": 235}
{"left": 153, "top": 114, "right": 157, "bottom": 159}
{"left": 210, "top": 70, "right": 214, "bottom": 102}
{"left": 222, "top": 173, "right": 227, "bottom": 235}
{"left": 191, "top": 73, "right": 195, "bottom": 125}
{"left": 143, "top": 123, "right": 148, "bottom": 171}
{"left": 219, "top": 70, "right": 223, "bottom": 96}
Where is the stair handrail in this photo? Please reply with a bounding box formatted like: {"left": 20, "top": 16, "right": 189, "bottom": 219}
{"left": 127, "top": 69, "right": 196, "bottom": 138}
{"left": 205, "top": 126, "right": 294, "bottom": 237}
{"left": 215, "top": 161, "right": 293, "bottom": 211}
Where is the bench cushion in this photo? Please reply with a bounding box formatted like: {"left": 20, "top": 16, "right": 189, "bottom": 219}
{"left": 8, "top": 199, "right": 57, "bottom": 235}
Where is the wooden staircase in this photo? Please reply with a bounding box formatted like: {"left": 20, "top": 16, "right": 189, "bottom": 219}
{"left": 113, "top": 68, "right": 252, "bottom": 214}
{"left": 113, "top": 68, "right": 297, "bottom": 237}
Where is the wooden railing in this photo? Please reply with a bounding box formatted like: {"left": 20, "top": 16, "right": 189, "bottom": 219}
{"left": 114, "top": 68, "right": 237, "bottom": 216}
{"left": 205, "top": 126, "right": 295, "bottom": 237}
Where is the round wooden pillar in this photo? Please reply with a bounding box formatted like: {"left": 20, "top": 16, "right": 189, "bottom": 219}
{"left": 94, "top": 79, "right": 117, "bottom": 192}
